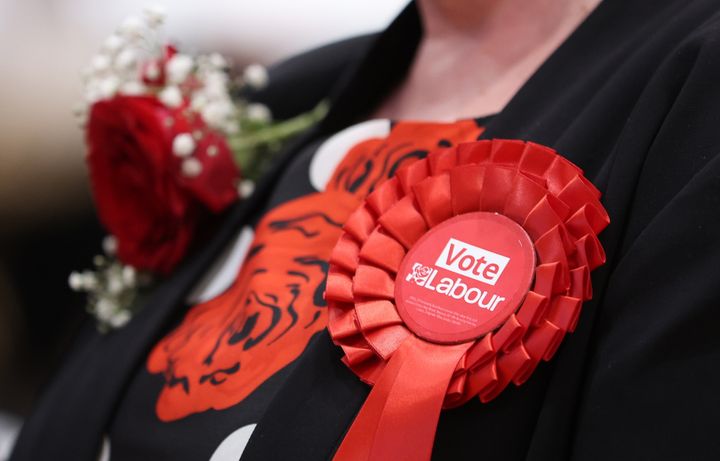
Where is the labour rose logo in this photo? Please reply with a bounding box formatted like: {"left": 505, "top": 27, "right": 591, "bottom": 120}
{"left": 325, "top": 139, "right": 610, "bottom": 461}
{"left": 408, "top": 264, "right": 433, "bottom": 284}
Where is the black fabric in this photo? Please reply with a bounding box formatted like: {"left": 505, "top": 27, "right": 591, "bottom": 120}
{"left": 104, "top": 130, "right": 333, "bottom": 459}
{"left": 243, "top": 1, "right": 720, "bottom": 460}
{"left": 243, "top": 34, "right": 377, "bottom": 121}
{"left": 11, "top": 0, "right": 720, "bottom": 460}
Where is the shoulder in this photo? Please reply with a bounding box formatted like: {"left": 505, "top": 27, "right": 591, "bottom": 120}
{"left": 244, "top": 34, "right": 378, "bottom": 120}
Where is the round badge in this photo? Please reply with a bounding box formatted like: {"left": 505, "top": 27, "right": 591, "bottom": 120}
{"left": 394, "top": 212, "right": 535, "bottom": 344}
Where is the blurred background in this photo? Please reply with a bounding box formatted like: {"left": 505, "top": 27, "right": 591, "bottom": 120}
{"left": 0, "top": 0, "right": 407, "bottom": 456}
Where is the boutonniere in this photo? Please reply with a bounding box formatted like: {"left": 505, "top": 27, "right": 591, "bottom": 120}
{"left": 69, "top": 6, "right": 325, "bottom": 332}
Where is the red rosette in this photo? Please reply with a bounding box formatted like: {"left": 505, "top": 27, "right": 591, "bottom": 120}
{"left": 325, "top": 139, "right": 609, "bottom": 461}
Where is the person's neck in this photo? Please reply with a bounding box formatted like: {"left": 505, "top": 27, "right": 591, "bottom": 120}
{"left": 372, "top": 0, "right": 601, "bottom": 121}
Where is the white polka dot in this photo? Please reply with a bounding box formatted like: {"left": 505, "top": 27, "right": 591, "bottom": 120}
{"left": 309, "top": 119, "right": 391, "bottom": 191}
{"left": 186, "top": 227, "right": 255, "bottom": 304}
{"left": 96, "top": 435, "right": 110, "bottom": 461}
{"left": 0, "top": 414, "right": 20, "bottom": 461}
{"left": 209, "top": 424, "right": 257, "bottom": 461}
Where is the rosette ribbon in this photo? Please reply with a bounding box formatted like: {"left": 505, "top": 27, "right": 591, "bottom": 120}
{"left": 325, "top": 139, "right": 609, "bottom": 461}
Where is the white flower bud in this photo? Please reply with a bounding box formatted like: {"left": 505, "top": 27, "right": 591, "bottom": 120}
{"left": 159, "top": 85, "right": 183, "bottom": 108}
{"left": 108, "top": 310, "right": 132, "bottom": 328}
{"left": 103, "top": 34, "right": 125, "bottom": 54}
{"left": 190, "top": 94, "right": 208, "bottom": 111}
{"left": 107, "top": 273, "right": 124, "bottom": 295}
{"left": 172, "top": 133, "right": 196, "bottom": 157}
{"left": 243, "top": 63, "right": 269, "bottom": 89}
{"left": 68, "top": 272, "right": 84, "bottom": 291}
{"left": 201, "top": 100, "right": 234, "bottom": 130}
{"left": 238, "top": 179, "right": 255, "bottom": 198}
{"left": 246, "top": 103, "right": 272, "bottom": 123}
{"left": 81, "top": 271, "right": 98, "bottom": 291}
{"left": 114, "top": 48, "right": 137, "bottom": 70}
{"left": 122, "top": 266, "right": 137, "bottom": 286}
{"left": 143, "top": 5, "right": 166, "bottom": 27}
{"left": 181, "top": 158, "right": 203, "bottom": 177}
{"left": 202, "top": 71, "right": 229, "bottom": 98}
{"left": 102, "top": 235, "right": 118, "bottom": 256}
{"left": 98, "top": 76, "right": 120, "bottom": 99}
{"left": 119, "top": 16, "right": 144, "bottom": 37}
{"left": 95, "top": 297, "right": 118, "bottom": 321}
{"left": 92, "top": 54, "right": 112, "bottom": 73}
{"left": 120, "top": 81, "right": 146, "bottom": 96}
{"left": 208, "top": 53, "right": 227, "bottom": 69}
{"left": 166, "top": 54, "right": 194, "bottom": 84}
{"left": 144, "top": 61, "right": 161, "bottom": 81}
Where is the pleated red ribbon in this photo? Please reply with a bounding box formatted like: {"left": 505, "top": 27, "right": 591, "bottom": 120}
{"left": 325, "top": 139, "right": 609, "bottom": 461}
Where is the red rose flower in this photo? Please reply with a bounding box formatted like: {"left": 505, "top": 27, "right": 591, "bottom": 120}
{"left": 86, "top": 95, "right": 239, "bottom": 274}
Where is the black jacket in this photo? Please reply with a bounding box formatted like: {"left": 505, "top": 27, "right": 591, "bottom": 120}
{"left": 12, "top": 1, "right": 720, "bottom": 459}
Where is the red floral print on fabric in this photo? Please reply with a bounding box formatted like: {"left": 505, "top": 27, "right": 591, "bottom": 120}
{"left": 147, "top": 120, "right": 485, "bottom": 421}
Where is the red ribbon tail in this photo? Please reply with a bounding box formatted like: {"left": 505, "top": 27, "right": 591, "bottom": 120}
{"left": 333, "top": 335, "right": 472, "bottom": 461}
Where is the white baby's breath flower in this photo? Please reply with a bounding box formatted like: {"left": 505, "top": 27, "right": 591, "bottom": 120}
{"left": 95, "top": 297, "right": 118, "bottom": 321}
{"left": 120, "top": 81, "right": 146, "bottom": 96}
{"left": 122, "top": 266, "right": 137, "bottom": 286}
{"left": 181, "top": 158, "right": 203, "bottom": 177}
{"left": 172, "top": 133, "right": 196, "bottom": 157}
{"left": 202, "top": 71, "right": 229, "bottom": 98}
{"left": 208, "top": 53, "right": 227, "bottom": 69}
{"left": 102, "top": 235, "right": 118, "bottom": 256}
{"left": 143, "top": 4, "right": 167, "bottom": 27}
{"left": 107, "top": 272, "right": 124, "bottom": 295}
{"left": 201, "top": 100, "right": 234, "bottom": 130}
{"left": 103, "top": 34, "right": 125, "bottom": 54}
{"left": 224, "top": 123, "right": 239, "bottom": 135}
{"left": 71, "top": 236, "right": 152, "bottom": 332}
{"left": 238, "top": 179, "right": 255, "bottom": 198}
{"left": 166, "top": 54, "right": 194, "bottom": 84}
{"left": 91, "top": 54, "right": 112, "bottom": 73}
{"left": 144, "top": 61, "right": 161, "bottom": 81}
{"left": 97, "top": 76, "right": 120, "bottom": 99}
{"left": 119, "top": 16, "right": 145, "bottom": 38}
{"left": 114, "top": 48, "right": 137, "bottom": 70}
{"left": 80, "top": 270, "right": 98, "bottom": 291}
{"left": 108, "top": 310, "right": 132, "bottom": 328}
{"left": 190, "top": 93, "right": 208, "bottom": 111}
{"left": 159, "top": 85, "right": 183, "bottom": 108}
{"left": 68, "top": 272, "right": 84, "bottom": 291}
{"left": 246, "top": 103, "right": 272, "bottom": 123}
{"left": 243, "top": 63, "right": 268, "bottom": 89}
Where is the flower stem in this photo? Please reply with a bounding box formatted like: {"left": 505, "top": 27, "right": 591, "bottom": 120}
{"left": 228, "top": 102, "right": 328, "bottom": 180}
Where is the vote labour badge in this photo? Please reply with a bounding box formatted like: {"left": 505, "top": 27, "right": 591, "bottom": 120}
{"left": 324, "top": 139, "right": 609, "bottom": 461}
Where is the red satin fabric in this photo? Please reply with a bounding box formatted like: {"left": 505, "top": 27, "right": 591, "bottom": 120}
{"left": 326, "top": 139, "right": 610, "bottom": 461}
{"left": 332, "top": 336, "right": 472, "bottom": 461}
